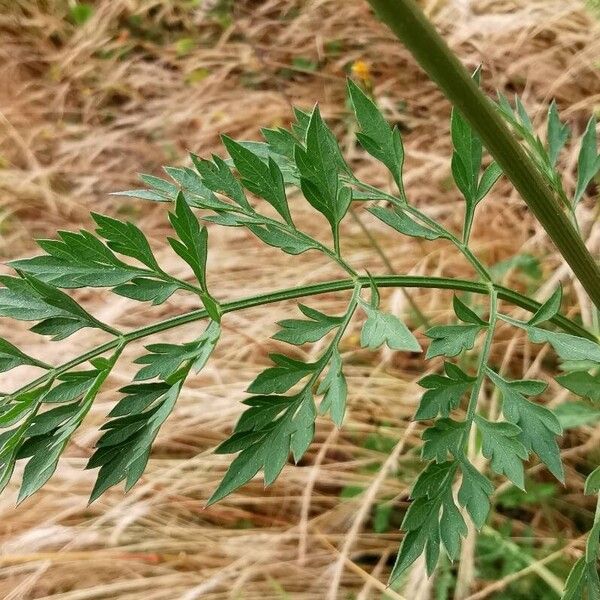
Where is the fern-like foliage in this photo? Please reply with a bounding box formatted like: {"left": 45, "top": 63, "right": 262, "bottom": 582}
{"left": 1, "top": 79, "right": 599, "bottom": 596}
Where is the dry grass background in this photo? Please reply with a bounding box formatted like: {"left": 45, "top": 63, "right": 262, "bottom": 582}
{"left": 0, "top": 0, "right": 599, "bottom": 598}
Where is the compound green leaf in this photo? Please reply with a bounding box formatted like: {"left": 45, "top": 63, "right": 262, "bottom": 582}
{"left": 292, "top": 107, "right": 311, "bottom": 141}
{"left": 553, "top": 401, "right": 600, "bottom": 429}
{"left": 43, "top": 370, "right": 99, "bottom": 403}
{"left": 453, "top": 295, "right": 487, "bottom": 326}
{"left": 191, "top": 153, "right": 251, "bottom": 210}
{"left": 359, "top": 301, "right": 421, "bottom": 352}
{"left": 203, "top": 212, "right": 268, "bottom": 228}
{"left": 487, "top": 369, "right": 563, "bottom": 482}
{"left": 514, "top": 96, "right": 535, "bottom": 135}
{"left": 368, "top": 206, "right": 443, "bottom": 240}
{"left": 0, "top": 386, "right": 49, "bottom": 429}
{"left": 0, "top": 276, "right": 69, "bottom": 322}
{"left": 451, "top": 71, "right": 501, "bottom": 238}
{"left": 140, "top": 174, "right": 179, "bottom": 197}
{"left": 8, "top": 255, "right": 139, "bottom": 289}
{"left": 247, "top": 354, "right": 316, "bottom": 394}
{"left": 163, "top": 166, "right": 223, "bottom": 209}
{"left": 222, "top": 136, "right": 292, "bottom": 224}
{"left": 36, "top": 229, "right": 122, "bottom": 265}
{"left": 421, "top": 418, "right": 467, "bottom": 462}
{"left": 390, "top": 461, "right": 461, "bottom": 581}
{"left": 209, "top": 443, "right": 265, "bottom": 505}
{"left": 92, "top": 213, "right": 160, "bottom": 271}
{"left": 112, "top": 188, "right": 171, "bottom": 202}
{"left": 416, "top": 362, "right": 475, "bottom": 420}
{"left": 88, "top": 379, "right": 183, "bottom": 501}
{"left": 0, "top": 275, "right": 110, "bottom": 339}
{"left": 246, "top": 223, "right": 318, "bottom": 255}
{"left": 458, "top": 459, "right": 494, "bottom": 529}
{"left": 109, "top": 383, "right": 171, "bottom": 418}
{"left": 262, "top": 420, "right": 294, "bottom": 485}
{"left": 556, "top": 371, "right": 600, "bottom": 403}
{"left": 585, "top": 465, "right": 600, "bottom": 495}
{"left": 134, "top": 321, "right": 220, "bottom": 381}
{"left": 347, "top": 79, "right": 404, "bottom": 191}
{"left": 585, "top": 519, "right": 600, "bottom": 572}
{"left": 425, "top": 324, "right": 482, "bottom": 359}
{"left": 527, "top": 327, "right": 600, "bottom": 364}
{"left": 490, "top": 253, "right": 542, "bottom": 282}
{"left": 112, "top": 278, "right": 179, "bottom": 305}
{"left": 294, "top": 106, "right": 351, "bottom": 246}
{"left": 475, "top": 415, "right": 528, "bottom": 489}
{"left": 496, "top": 92, "right": 515, "bottom": 120}
{"left": 168, "top": 194, "right": 209, "bottom": 290}
{"left": 317, "top": 350, "right": 347, "bottom": 426}
{"left": 0, "top": 339, "right": 47, "bottom": 373}
{"left": 562, "top": 556, "right": 600, "bottom": 600}
{"left": 30, "top": 317, "right": 87, "bottom": 341}
{"left": 209, "top": 390, "right": 315, "bottom": 504}
{"left": 261, "top": 127, "right": 299, "bottom": 161}
{"left": 21, "top": 274, "right": 81, "bottom": 318}
{"left": 232, "top": 395, "right": 291, "bottom": 434}
{"left": 451, "top": 104, "right": 482, "bottom": 204}
{"left": 528, "top": 287, "right": 562, "bottom": 327}
{"left": 475, "top": 162, "right": 503, "bottom": 202}
{"left": 18, "top": 442, "right": 63, "bottom": 504}
{"left": 19, "top": 357, "right": 116, "bottom": 503}
{"left": 439, "top": 487, "right": 468, "bottom": 561}
{"left": 22, "top": 274, "right": 104, "bottom": 329}
{"left": 273, "top": 305, "right": 343, "bottom": 345}
{"left": 290, "top": 393, "right": 315, "bottom": 463}
{"left": 25, "top": 402, "right": 81, "bottom": 437}
{"left": 574, "top": 115, "right": 600, "bottom": 205}
{"left": 10, "top": 228, "right": 143, "bottom": 289}
{"left": 547, "top": 101, "right": 570, "bottom": 167}
{"left": 114, "top": 173, "right": 178, "bottom": 203}
{"left": 228, "top": 140, "right": 298, "bottom": 186}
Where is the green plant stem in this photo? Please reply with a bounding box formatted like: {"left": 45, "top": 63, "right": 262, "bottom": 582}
{"left": 466, "top": 286, "right": 497, "bottom": 424}
{"left": 404, "top": 203, "right": 491, "bottom": 282}
{"left": 76, "top": 344, "right": 124, "bottom": 423}
{"left": 316, "top": 238, "right": 358, "bottom": 278}
{"left": 333, "top": 226, "right": 342, "bottom": 261}
{"left": 158, "top": 269, "right": 202, "bottom": 296}
{"left": 94, "top": 321, "right": 122, "bottom": 338}
{"left": 6, "top": 276, "right": 592, "bottom": 404}
{"left": 462, "top": 213, "right": 474, "bottom": 246}
{"left": 155, "top": 268, "right": 222, "bottom": 322}
{"left": 310, "top": 282, "right": 361, "bottom": 381}
{"left": 365, "top": 0, "right": 600, "bottom": 308}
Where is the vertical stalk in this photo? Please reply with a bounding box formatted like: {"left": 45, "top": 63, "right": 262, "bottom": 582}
{"left": 365, "top": 0, "right": 600, "bottom": 308}
{"left": 465, "top": 286, "right": 497, "bottom": 426}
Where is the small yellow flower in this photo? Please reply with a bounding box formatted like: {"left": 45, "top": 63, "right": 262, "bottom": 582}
{"left": 351, "top": 60, "right": 371, "bottom": 82}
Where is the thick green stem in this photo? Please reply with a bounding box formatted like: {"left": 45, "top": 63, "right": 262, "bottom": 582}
{"left": 365, "top": 0, "right": 600, "bottom": 308}
{"left": 6, "top": 276, "right": 592, "bottom": 403}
